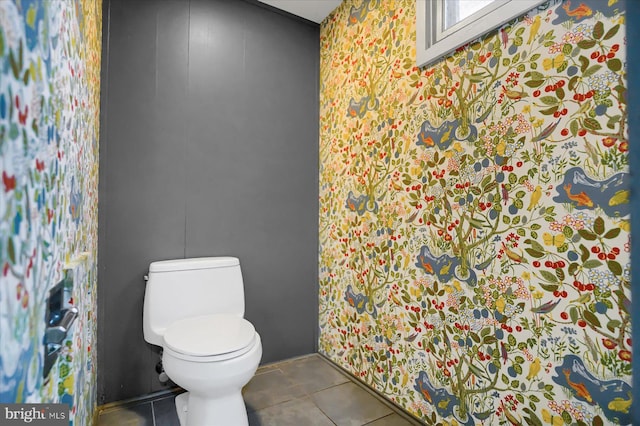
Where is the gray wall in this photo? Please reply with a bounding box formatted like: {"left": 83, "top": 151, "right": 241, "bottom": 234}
{"left": 98, "top": 0, "right": 319, "bottom": 404}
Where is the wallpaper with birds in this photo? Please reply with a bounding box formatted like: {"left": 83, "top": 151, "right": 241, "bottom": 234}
{"left": 318, "top": 0, "right": 631, "bottom": 424}
{"left": 0, "top": 0, "right": 102, "bottom": 425}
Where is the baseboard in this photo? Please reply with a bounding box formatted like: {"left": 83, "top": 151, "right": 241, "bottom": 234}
{"left": 96, "top": 387, "right": 183, "bottom": 414}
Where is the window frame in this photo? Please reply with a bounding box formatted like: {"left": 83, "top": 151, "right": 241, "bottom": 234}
{"left": 416, "top": 0, "right": 547, "bottom": 68}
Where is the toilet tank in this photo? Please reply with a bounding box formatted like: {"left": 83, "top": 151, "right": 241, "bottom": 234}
{"left": 143, "top": 257, "right": 245, "bottom": 346}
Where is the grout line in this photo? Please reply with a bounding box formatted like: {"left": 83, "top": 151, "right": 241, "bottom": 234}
{"left": 150, "top": 400, "right": 156, "bottom": 426}
{"left": 316, "top": 353, "right": 424, "bottom": 425}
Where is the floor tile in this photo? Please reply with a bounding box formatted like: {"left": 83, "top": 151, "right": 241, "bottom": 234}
{"left": 279, "top": 354, "right": 349, "bottom": 394}
{"left": 243, "top": 369, "right": 306, "bottom": 411}
{"left": 97, "top": 402, "right": 153, "bottom": 426}
{"left": 312, "top": 382, "right": 392, "bottom": 426}
{"left": 153, "top": 395, "right": 181, "bottom": 426}
{"left": 248, "top": 397, "right": 335, "bottom": 426}
{"left": 365, "top": 413, "right": 416, "bottom": 425}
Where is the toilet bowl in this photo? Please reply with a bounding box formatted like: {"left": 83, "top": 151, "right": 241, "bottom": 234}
{"left": 142, "top": 257, "right": 262, "bottom": 426}
{"left": 162, "top": 314, "right": 262, "bottom": 426}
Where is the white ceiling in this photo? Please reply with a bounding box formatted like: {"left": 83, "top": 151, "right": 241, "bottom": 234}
{"left": 257, "top": 0, "right": 342, "bottom": 24}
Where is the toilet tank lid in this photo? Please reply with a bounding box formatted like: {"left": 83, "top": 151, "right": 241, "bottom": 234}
{"left": 149, "top": 257, "right": 239, "bottom": 273}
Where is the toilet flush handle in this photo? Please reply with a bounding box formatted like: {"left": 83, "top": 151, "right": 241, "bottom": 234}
{"left": 143, "top": 275, "right": 149, "bottom": 282}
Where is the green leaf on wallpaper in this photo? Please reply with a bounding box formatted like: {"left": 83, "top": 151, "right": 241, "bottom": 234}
{"left": 607, "top": 260, "right": 622, "bottom": 276}
{"left": 607, "top": 58, "right": 622, "bottom": 72}
{"left": 583, "top": 65, "right": 602, "bottom": 78}
{"left": 443, "top": 64, "right": 452, "bottom": 79}
{"left": 583, "top": 117, "right": 602, "bottom": 131}
{"left": 7, "top": 237, "right": 18, "bottom": 265}
{"left": 9, "top": 49, "right": 20, "bottom": 78}
{"left": 563, "top": 226, "right": 574, "bottom": 238}
{"left": 555, "top": 87, "right": 565, "bottom": 100}
{"left": 583, "top": 310, "right": 601, "bottom": 328}
{"left": 593, "top": 21, "right": 605, "bottom": 39}
{"left": 577, "top": 39, "right": 596, "bottom": 49}
{"left": 539, "top": 270, "right": 558, "bottom": 283}
{"left": 514, "top": 36, "right": 523, "bottom": 47}
{"left": 525, "top": 238, "right": 545, "bottom": 252}
{"left": 468, "top": 73, "right": 488, "bottom": 83}
{"left": 603, "top": 24, "right": 620, "bottom": 40}
{"left": 525, "top": 248, "right": 544, "bottom": 259}
{"left": 525, "top": 79, "right": 544, "bottom": 88}
{"left": 578, "top": 229, "right": 597, "bottom": 240}
{"left": 583, "top": 259, "right": 603, "bottom": 269}
{"left": 569, "top": 307, "right": 578, "bottom": 323}
{"left": 561, "top": 411, "right": 573, "bottom": 425}
{"left": 578, "top": 55, "right": 589, "bottom": 72}
{"left": 484, "top": 335, "right": 497, "bottom": 345}
{"left": 562, "top": 43, "right": 573, "bottom": 55}
{"left": 579, "top": 244, "right": 590, "bottom": 261}
{"left": 568, "top": 75, "right": 579, "bottom": 91}
{"left": 594, "top": 216, "right": 605, "bottom": 234}
{"left": 540, "top": 96, "right": 558, "bottom": 106}
{"left": 568, "top": 262, "right": 578, "bottom": 276}
{"left": 540, "top": 105, "right": 558, "bottom": 115}
{"left": 603, "top": 228, "right": 620, "bottom": 239}
{"left": 570, "top": 119, "right": 579, "bottom": 136}
{"left": 607, "top": 319, "right": 621, "bottom": 333}
{"left": 555, "top": 268, "right": 565, "bottom": 282}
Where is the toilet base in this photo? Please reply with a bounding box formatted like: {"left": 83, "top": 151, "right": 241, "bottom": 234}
{"left": 174, "top": 391, "right": 249, "bottom": 426}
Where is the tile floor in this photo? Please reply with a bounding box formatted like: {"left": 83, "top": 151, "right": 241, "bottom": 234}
{"left": 97, "top": 354, "right": 420, "bottom": 426}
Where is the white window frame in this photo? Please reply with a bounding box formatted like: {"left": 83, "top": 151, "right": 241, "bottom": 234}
{"left": 416, "top": 0, "right": 547, "bottom": 68}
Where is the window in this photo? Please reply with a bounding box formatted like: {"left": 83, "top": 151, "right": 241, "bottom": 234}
{"left": 416, "top": 0, "right": 547, "bottom": 67}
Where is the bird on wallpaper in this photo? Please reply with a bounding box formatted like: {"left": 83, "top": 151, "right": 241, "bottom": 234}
{"left": 530, "top": 299, "right": 561, "bottom": 314}
{"left": 501, "top": 400, "right": 523, "bottom": 426}
{"left": 531, "top": 119, "right": 561, "bottom": 143}
{"left": 504, "top": 89, "right": 528, "bottom": 100}
{"left": 501, "top": 183, "right": 509, "bottom": 205}
{"left": 500, "top": 341, "right": 508, "bottom": 365}
{"left": 527, "top": 15, "right": 541, "bottom": 44}
{"left": 500, "top": 28, "right": 509, "bottom": 48}
{"left": 527, "top": 358, "right": 541, "bottom": 380}
{"left": 527, "top": 185, "right": 542, "bottom": 211}
{"left": 501, "top": 242, "right": 526, "bottom": 263}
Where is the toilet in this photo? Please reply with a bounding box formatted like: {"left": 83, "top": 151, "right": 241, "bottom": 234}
{"left": 142, "top": 257, "right": 262, "bottom": 426}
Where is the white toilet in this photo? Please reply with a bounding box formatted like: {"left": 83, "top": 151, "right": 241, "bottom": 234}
{"left": 142, "top": 257, "right": 262, "bottom": 426}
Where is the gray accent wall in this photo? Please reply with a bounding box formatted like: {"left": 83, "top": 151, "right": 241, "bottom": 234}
{"left": 98, "top": 0, "right": 319, "bottom": 404}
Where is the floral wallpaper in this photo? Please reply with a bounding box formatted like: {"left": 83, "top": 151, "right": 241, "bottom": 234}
{"left": 318, "top": 0, "right": 630, "bottom": 424}
{"left": 0, "top": 0, "right": 102, "bottom": 425}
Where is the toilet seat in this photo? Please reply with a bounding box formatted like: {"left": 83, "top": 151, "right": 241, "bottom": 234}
{"left": 163, "top": 314, "right": 258, "bottom": 362}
